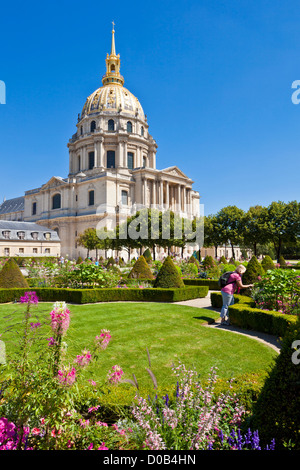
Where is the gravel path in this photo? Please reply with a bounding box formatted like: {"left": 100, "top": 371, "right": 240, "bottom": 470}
{"left": 175, "top": 291, "right": 282, "bottom": 353}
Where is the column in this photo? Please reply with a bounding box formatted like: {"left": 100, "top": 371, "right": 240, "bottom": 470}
{"left": 123, "top": 140, "right": 127, "bottom": 168}
{"left": 182, "top": 186, "right": 186, "bottom": 213}
{"left": 160, "top": 180, "right": 164, "bottom": 208}
{"left": 143, "top": 178, "right": 147, "bottom": 206}
{"left": 177, "top": 185, "right": 181, "bottom": 213}
{"left": 166, "top": 181, "right": 169, "bottom": 209}
{"left": 94, "top": 142, "right": 98, "bottom": 168}
{"left": 152, "top": 180, "right": 156, "bottom": 206}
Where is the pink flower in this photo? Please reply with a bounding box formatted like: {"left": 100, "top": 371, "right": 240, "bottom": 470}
{"left": 74, "top": 349, "right": 92, "bottom": 367}
{"left": 95, "top": 329, "right": 111, "bottom": 350}
{"left": 107, "top": 365, "right": 124, "bottom": 384}
{"left": 32, "top": 428, "right": 41, "bottom": 435}
{"left": 98, "top": 442, "right": 109, "bottom": 450}
{"left": 57, "top": 365, "right": 76, "bottom": 386}
{"left": 50, "top": 302, "right": 70, "bottom": 336}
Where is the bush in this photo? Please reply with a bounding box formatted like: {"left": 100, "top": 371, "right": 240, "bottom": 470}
{"left": 0, "top": 286, "right": 209, "bottom": 304}
{"left": 142, "top": 249, "right": 152, "bottom": 263}
{"left": 106, "top": 257, "right": 116, "bottom": 268}
{"left": 210, "top": 292, "right": 254, "bottom": 309}
{"left": 154, "top": 256, "right": 184, "bottom": 288}
{"left": 250, "top": 319, "right": 300, "bottom": 449}
{"left": 0, "top": 259, "right": 29, "bottom": 289}
{"left": 219, "top": 256, "right": 227, "bottom": 264}
{"left": 184, "top": 279, "right": 220, "bottom": 290}
{"left": 188, "top": 256, "right": 199, "bottom": 267}
{"left": 210, "top": 291, "right": 297, "bottom": 337}
{"left": 261, "top": 255, "right": 275, "bottom": 271}
{"left": 202, "top": 255, "right": 215, "bottom": 269}
{"left": 128, "top": 256, "right": 154, "bottom": 280}
{"left": 278, "top": 255, "right": 287, "bottom": 267}
{"left": 242, "top": 256, "right": 264, "bottom": 286}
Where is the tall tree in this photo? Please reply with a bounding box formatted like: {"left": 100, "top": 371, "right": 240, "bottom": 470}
{"left": 263, "top": 201, "right": 300, "bottom": 261}
{"left": 242, "top": 205, "right": 269, "bottom": 256}
{"left": 215, "top": 206, "right": 245, "bottom": 259}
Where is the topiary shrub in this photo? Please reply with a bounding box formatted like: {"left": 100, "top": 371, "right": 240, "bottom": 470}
{"left": 142, "top": 248, "right": 152, "bottom": 264}
{"left": 0, "top": 258, "right": 29, "bottom": 289}
{"left": 128, "top": 256, "right": 154, "bottom": 280}
{"left": 188, "top": 256, "right": 199, "bottom": 267}
{"left": 250, "top": 319, "right": 300, "bottom": 449}
{"left": 202, "top": 255, "right": 216, "bottom": 270}
{"left": 106, "top": 257, "right": 116, "bottom": 268}
{"left": 154, "top": 256, "right": 184, "bottom": 288}
{"left": 261, "top": 255, "right": 275, "bottom": 271}
{"left": 219, "top": 256, "right": 227, "bottom": 264}
{"left": 242, "top": 255, "right": 265, "bottom": 286}
{"left": 76, "top": 256, "right": 83, "bottom": 265}
{"left": 278, "top": 255, "right": 287, "bottom": 267}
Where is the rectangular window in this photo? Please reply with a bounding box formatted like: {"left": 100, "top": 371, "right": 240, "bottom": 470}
{"left": 107, "top": 150, "right": 115, "bottom": 168}
{"left": 45, "top": 248, "right": 50, "bottom": 254}
{"left": 19, "top": 248, "right": 24, "bottom": 254}
{"left": 32, "top": 202, "right": 37, "bottom": 215}
{"left": 4, "top": 248, "right": 10, "bottom": 256}
{"left": 3, "top": 231, "right": 10, "bottom": 239}
{"left": 88, "top": 151, "right": 95, "bottom": 170}
{"left": 127, "top": 152, "right": 134, "bottom": 170}
{"left": 121, "top": 190, "right": 128, "bottom": 205}
{"left": 88, "top": 190, "right": 95, "bottom": 206}
{"left": 33, "top": 248, "right": 38, "bottom": 254}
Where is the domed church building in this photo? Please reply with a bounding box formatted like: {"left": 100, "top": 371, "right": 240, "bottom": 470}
{"left": 0, "top": 26, "right": 200, "bottom": 260}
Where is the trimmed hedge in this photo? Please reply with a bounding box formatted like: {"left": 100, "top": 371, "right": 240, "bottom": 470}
{"left": 210, "top": 291, "right": 297, "bottom": 337}
{"left": 0, "top": 286, "right": 209, "bottom": 304}
{"left": 228, "top": 304, "right": 298, "bottom": 338}
{"left": 210, "top": 292, "right": 254, "bottom": 309}
{"left": 184, "top": 279, "right": 220, "bottom": 290}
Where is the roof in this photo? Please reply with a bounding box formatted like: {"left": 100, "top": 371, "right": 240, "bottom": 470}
{"left": 0, "top": 197, "right": 24, "bottom": 215}
{"left": 0, "top": 220, "right": 60, "bottom": 241}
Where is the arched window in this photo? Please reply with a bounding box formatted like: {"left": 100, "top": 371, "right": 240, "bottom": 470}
{"left": 121, "top": 190, "right": 128, "bottom": 205}
{"left": 80, "top": 126, "right": 83, "bottom": 135}
{"left": 90, "top": 121, "right": 96, "bottom": 132}
{"left": 52, "top": 193, "right": 61, "bottom": 210}
{"left": 127, "top": 121, "right": 132, "bottom": 133}
{"left": 127, "top": 152, "right": 134, "bottom": 170}
{"left": 108, "top": 119, "right": 115, "bottom": 131}
{"left": 107, "top": 151, "right": 115, "bottom": 168}
{"left": 88, "top": 190, "right": 95, "bottom": 206}
{"left": 141, "top": 126, "right": 144, "bottom": 136}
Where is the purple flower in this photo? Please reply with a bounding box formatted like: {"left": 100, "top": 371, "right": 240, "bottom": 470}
{"left": 19, "top": 291, "right": 39, "bottom": 305}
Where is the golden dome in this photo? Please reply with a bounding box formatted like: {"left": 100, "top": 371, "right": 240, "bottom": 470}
{"left": 80, "top": 24, "right": 145, "bottom": 121}
{"left": 81, "top": 84, "right": 145, "bottom": 120}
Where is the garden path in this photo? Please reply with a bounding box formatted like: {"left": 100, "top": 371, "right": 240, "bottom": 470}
{"left": 175, "top": 291, "right": 282, "bottom": 353}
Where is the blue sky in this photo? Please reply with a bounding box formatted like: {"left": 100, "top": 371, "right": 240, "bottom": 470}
{"left": 0, "top": 0, "right": 299, "bottom": 216}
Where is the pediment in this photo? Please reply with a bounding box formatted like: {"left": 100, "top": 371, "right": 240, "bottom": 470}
{"left": 41, "top": 176, "right": 67, "bottom": 190}
{"left": 161, "top": 166, "right": 189, "bottom": 179}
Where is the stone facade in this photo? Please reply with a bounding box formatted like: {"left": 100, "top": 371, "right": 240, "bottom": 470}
{"left": 0, "top": 27, "right": 200, "bottom": 260}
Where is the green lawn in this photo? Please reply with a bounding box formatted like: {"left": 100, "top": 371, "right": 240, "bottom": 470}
{"left": 0, "top": 301, "right": 277, "bottom": 394}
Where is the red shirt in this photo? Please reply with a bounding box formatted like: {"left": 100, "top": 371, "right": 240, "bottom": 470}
{"left": 221, "top": 272, "right": 241, "bottom": 295}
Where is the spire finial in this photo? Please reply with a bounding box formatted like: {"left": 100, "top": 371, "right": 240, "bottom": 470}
{"left": 111, "top": 21, "right": 116, "bottom": 56}
{"left": 102, "top": 22, "right": 124, "bottom": 86}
